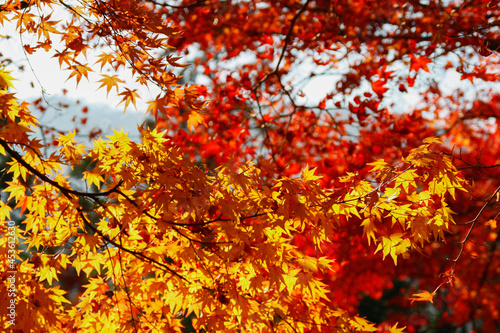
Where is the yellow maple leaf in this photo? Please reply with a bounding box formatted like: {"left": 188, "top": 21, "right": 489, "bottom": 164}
{"left": 5, "top": 180, "right": 27, "bottom": 201}
{"left": 297, "top": 255, "right": 319, "bottom": 273}
{"left": 410, "top": 290, "right": 436, "bottom": 304}
{"left": 351, "top": 316, "right": 378, "bottom": 332}
{"left": 97, "top": 74, "right": 125, "bottom": 96}
{"left": 301, "top": 164, "right": 322, "bottom": 181}
{"left": 0, "top": 66, "right": 15, "bottom": 90}
{"left": 107, "top": 127, "right": 130, "bottom": 143}
{"left": 65, "top": 63, "right": 91, "bottom": 86}
{"left": 361, "top": 217, "right": 377, "bottom": 245}
{"left": 388, "top": 323, "right": 407, "bottom": 333}
{"left": 57, "top": 130, "right": 78, "bottom": 146}
{"left": 39, "top": 256, "right": 60, "bottom": 285}
{"left": 375, "top": 233, "right": 411, "bottom": 265}
{"left": 0, "top": 201, "right": 11, "bottom": 221}
{"left": 83, "top": 170, "right": 104, "bottom": 189}
{"left": 422, "top": 137, "right": 442, "bottom": 144}
{"left": 486, "top": 219, "right": 497, "bottom": 229}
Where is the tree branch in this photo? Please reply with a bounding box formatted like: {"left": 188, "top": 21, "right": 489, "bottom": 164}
{"left": 0, "top": 138, "right": 123, "bottom": 198}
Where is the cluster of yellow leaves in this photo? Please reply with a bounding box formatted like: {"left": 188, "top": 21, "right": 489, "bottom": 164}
{"left": 351, "top": 137, "right": 468, "bottom": 265}
{"left": 0, "top": 71, "right": 418, "bottom": 331}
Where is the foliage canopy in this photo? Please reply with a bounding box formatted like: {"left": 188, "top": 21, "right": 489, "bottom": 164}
{"left": 1, "top": 0, "right": 500, "bottom": 332}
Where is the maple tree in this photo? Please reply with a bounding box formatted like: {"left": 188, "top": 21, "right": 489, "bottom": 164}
{"left": 1, "top": 0, "right": 500, "bottom": 332}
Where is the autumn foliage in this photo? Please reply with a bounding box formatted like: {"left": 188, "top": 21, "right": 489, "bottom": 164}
{"left": 1, "top": 0, "right": 500, "bottom": 332}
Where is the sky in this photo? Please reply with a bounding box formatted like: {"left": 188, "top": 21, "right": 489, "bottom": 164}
{"left": 0, "top": 2, "right": 486, "bottom": 150}
{"left": 1, "top": 13, "right": 150, "bottom": 145}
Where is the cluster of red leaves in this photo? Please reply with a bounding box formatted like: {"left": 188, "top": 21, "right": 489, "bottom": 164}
{"left": 150, "top": 0, "right": 500, "bottom": 331}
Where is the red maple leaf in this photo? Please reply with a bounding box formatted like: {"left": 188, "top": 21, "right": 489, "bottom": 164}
{"left": 371, "top": 79, "right": 388, "bottom": 96}
{"left": 409, "top": 54, "right": 432, "bottom": 72}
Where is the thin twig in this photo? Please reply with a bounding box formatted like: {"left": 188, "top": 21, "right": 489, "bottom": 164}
{"left": 451, "top": 185, "right": 500, "bottom": 273}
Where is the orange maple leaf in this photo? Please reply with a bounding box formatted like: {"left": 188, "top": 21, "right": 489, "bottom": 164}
{"left": 117, "top": 88, "right": 139, "bottom": 110}
{"left": 97, "top": 74, "right": 125, "bottom": 97}
{"left": 410, "top": 290, "right": 436, "bottom": 304}
{"left": 65, "top": 63, "right": 91, "bottom": 86}
{"left": 486, "top": 219, "right": 497, "bottom": 229}
{"left": 371, "top": 79, "right": 388, "bottom": 96}
{"left": 187, "top": 111, "right": 205, "bottom": 132}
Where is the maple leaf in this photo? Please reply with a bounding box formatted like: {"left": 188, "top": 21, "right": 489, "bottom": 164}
{"left": 0, "top": 67, "right": 15, "bottom": 90}
{"left": 23, "top": 44, "right": 36, "bottom": 54}
{"left": 372, "top": 79, "right": 388, "bottom": 96}
{"left": 57, "top": 130, "right": 78, "bottom": 146}
{"left": 37, "top": 39, "right": 52, "bottom": 52}
{"left": 65, "top": 63, "right": 92, "bottom": 86}
{"left": 351, "top": 316, "right": 378, "bottom": 332}
{"left": 37, "top": 13, "right": 61, "bottom": 39}
{"left": 422, "top": 137, "right": 442, "bottom": 144}
{"left": 97, "top": 74, "right": 125, "bottom": 97}
{"left": 486, "top": 219, "right": 497, "bottom": 229}
{"left": 0, "top": 201, "right": 11, "bottom": 221}
{"left": 410, "top": 290, "right": 436, "bottom": 304}
{"left": 409, "top": 54, "right": 432, "bottom": 72}
{"left": 388, "top": 323, "right": 407, "bottom": 333}
{"left": 39, "top": 255, "right": 60, "bottom": 285}
{"left": 146, "top": 95, "right": 168, "bottom": 117}
{"left": 53, "top": 49, "right": 72, "bottom": 66}
{"left": 94, "top": 52, "right": 120, "bottom": 70}
{"left": 375, "top": 233, "right": 412, "bottom": 265}
{"left": 83, "top": 170, "right": 104, "bottom": 189}
{"left": 117, "top": 88, "right": 139, "bottom": 110}
{"left": 301, "top": 164, "right": 322, "bottom": 182}
{"left": 187, "top": 111, "right": 205, "bottom": 132}
{"left": 361, "top": 217, "right": 377, "bottom": 245}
